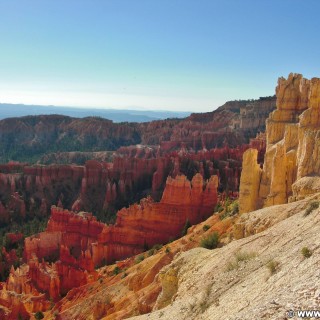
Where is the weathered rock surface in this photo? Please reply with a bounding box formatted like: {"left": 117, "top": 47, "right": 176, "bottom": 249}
{"left": 133, "top": 194, "right": 320, "bottom": 320}
{"left": 41, "top": 204, "right": 234, "bottom": 320}
{"left": 238, "top": 149, "right": 262, "bottom": 213}
{"left": 27, "top": 189, "right": 319, "bottom": 320}
{"left": 239, "top": 73, "right": 320, "bottom": 211}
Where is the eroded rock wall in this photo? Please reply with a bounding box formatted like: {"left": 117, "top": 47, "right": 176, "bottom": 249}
{"left": 0, "top": 173, "right": 218, "bottom": 318}
{"left": 239, "top": 73, "right": 320, "bottom": 212}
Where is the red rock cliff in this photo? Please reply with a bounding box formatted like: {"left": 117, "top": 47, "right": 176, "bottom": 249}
{"left": 0, "top": 173, "right": 218, "bottom": 318}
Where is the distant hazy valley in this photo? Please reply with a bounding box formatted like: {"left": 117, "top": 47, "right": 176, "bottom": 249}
{"left": 0, "top": 103, "right": 190, "bottom": 123}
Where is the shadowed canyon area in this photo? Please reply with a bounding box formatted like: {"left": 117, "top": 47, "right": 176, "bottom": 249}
{"left": 1, "top": 74, "right": 320, "bottom": 319}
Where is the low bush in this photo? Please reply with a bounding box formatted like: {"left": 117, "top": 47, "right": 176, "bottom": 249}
{"left": 230, "top": 200, "right": 239, "bottom": 215}
{"left": 135, "top": 255, "right": 145, "bottom": 264}
{"left": 35, "top": 311, "right": 44, "bottom": 320}
{"left": 226, "top": 260, "right": 239, "bottom": 271}
{"left": 235, "top": 251, "right": 257, "bottom": 262}
{"left": 202, "top": 224, "right": 210, "bottom": 232}
{"left": 226, "top": 251, "right": 257, "bottom": 271}
{"left": 113, "top": 266, "right": 121, "bottom": 275}
{"left": 200, "top": 232, "right": 219, "bottom": 249}
{"left": 152, "top": 244, "right": 163, "bottom": 251}
{"left": 181, "top": 219, "right": 192, "bottom": 236}
{"left": 220, "top": 200, "right": 239, "bottom": 220}
{"left": 266, "top": 259, "right": 280, "bottom": 275}
{"left": 214, "top": 203, "right": 224, "bottom": 213}
{"left": 301, "top": 246, "right": 312, "bottom": 258}
{"left": 304, "top": 201, "right": 319, "bottom": 216}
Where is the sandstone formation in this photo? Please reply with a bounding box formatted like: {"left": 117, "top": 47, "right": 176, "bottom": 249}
{"left": 0, "top": 96, "right": 275, "bottom": 164}
{"left": 41, "top": 203, "right": 234, "bottom": 320}
{"left": 238, "top": 149, "right": 262, "bottom": 213}
{"left": 0, "top": 173, "right": 218, "bottom": 318}
{"left": 134, "top": 194, "right": 320, "bottom": 320}
{"left": 33, "top": 189, "right": 320, "bottom": 320}
{"left": 25, "top": 173, "right": 218, "bottom": 268}
{"left": 0, "top": 104, "right": 269, "bottom": 288}
{"left": 0, "top": 140, "right": 263, "bottom": 232}
{"left": 0, "top": 95, "right": 276, "bottom": 318}
{"left": 239, "top": 73, "right": 320, "bottom": 212}
{"left": 139, "top": 96, "right": 274, "bottom": 150}
{"left": 0, "top": 95, "right": 274, "bottom": 238}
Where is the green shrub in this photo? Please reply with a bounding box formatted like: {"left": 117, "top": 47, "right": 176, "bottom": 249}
{"left": 148, "top": 244, "right": 163, "bottom": 256}
{"left": 200, "top": 232, "right": 219, "bottom": 249}
{"left": 220, "top": 200, "right": 239, "bottom": 220}
{"left": 113, "top": 266, "right": 121, "bottom": 275}
{"left": 225, "top": 197, "right": 232, "bottom": 209}
{"left": 181, "top": 219, "right": 192, "bottom": 236}
{"left": 203, "top": 224, "right": 210, "bottom": 232}
{"left": 152, "top": 244, "right": 163, "bottom": 251}
{"left": 301, "top": 246, "right": 312, "bottom": 258}
{"left": 266, "top": 260, "right": 280, "bottom": 275}
{"left": 165, "top": 247, "right": 171, "bottom": 254}
{"left": 214, "top": 203, "right": 224, "bottom": 213}
{"left": 230, "top": 200, "right": 239, "bottom": 215}
{"left": 35, "top": 311, "right": 44, "bottom": 320}
{"left": 135, "top": 255, "right": 145, "bottom": 264}
{"left": 304, "top": 201, "right": 319, "bottom": 216}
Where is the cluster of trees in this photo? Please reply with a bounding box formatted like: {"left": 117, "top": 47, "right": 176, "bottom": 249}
{"left": 0, "top": 217, "right": 47, "bottom": 281}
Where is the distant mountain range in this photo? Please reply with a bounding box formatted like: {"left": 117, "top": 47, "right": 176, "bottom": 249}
{"left": 0, "top": 103, "right": 190, "bottom": 122}
{"left": 0, "top": 96, "right": 276, "bottom": 163}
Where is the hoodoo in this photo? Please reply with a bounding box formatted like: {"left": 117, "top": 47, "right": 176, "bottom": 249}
{"left": 0, "top": 174, "right": 218, "bottom": 318}
{"left": 239, "top": 73, "right": 320, "bottom": 212}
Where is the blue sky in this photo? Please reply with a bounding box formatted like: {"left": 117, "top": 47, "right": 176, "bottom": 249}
{"left": 0, "top": 0, "right": 319, "bottom": 112}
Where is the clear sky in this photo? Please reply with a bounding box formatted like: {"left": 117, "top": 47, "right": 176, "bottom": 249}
{"left": 0, "top": 0, "right": 320, "bottom": 112}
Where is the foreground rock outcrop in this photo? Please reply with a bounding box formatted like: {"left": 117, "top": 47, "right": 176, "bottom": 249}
{"left": 39, "top": 200, "right": 234, "bottom": 320}
{"left": 134, "top": 194, "right": 320, "bottom": 320}
{"left": 17, "top": 189, "right": 317, "bottom": 320}
{"left": 240, "top": 73, "right": 320, "bottom": 212}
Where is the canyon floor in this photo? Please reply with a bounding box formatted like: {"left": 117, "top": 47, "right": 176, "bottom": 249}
{"left": 131, "top": 194, "right": 320, "bottom": 320}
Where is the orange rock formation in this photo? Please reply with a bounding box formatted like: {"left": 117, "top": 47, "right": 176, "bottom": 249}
{"left": 239, "top": 73, "right": 320, "bottom": 212}
{"left": 0, "top": 173, "right": 218, "bottom": 319}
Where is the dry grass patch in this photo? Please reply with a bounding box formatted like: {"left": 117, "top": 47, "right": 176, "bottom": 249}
{"left": 266, "top": 259, "right": 280, "bottom": 275}
{"left": 226, "top": 251, "right": 257, "bottom": 271}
